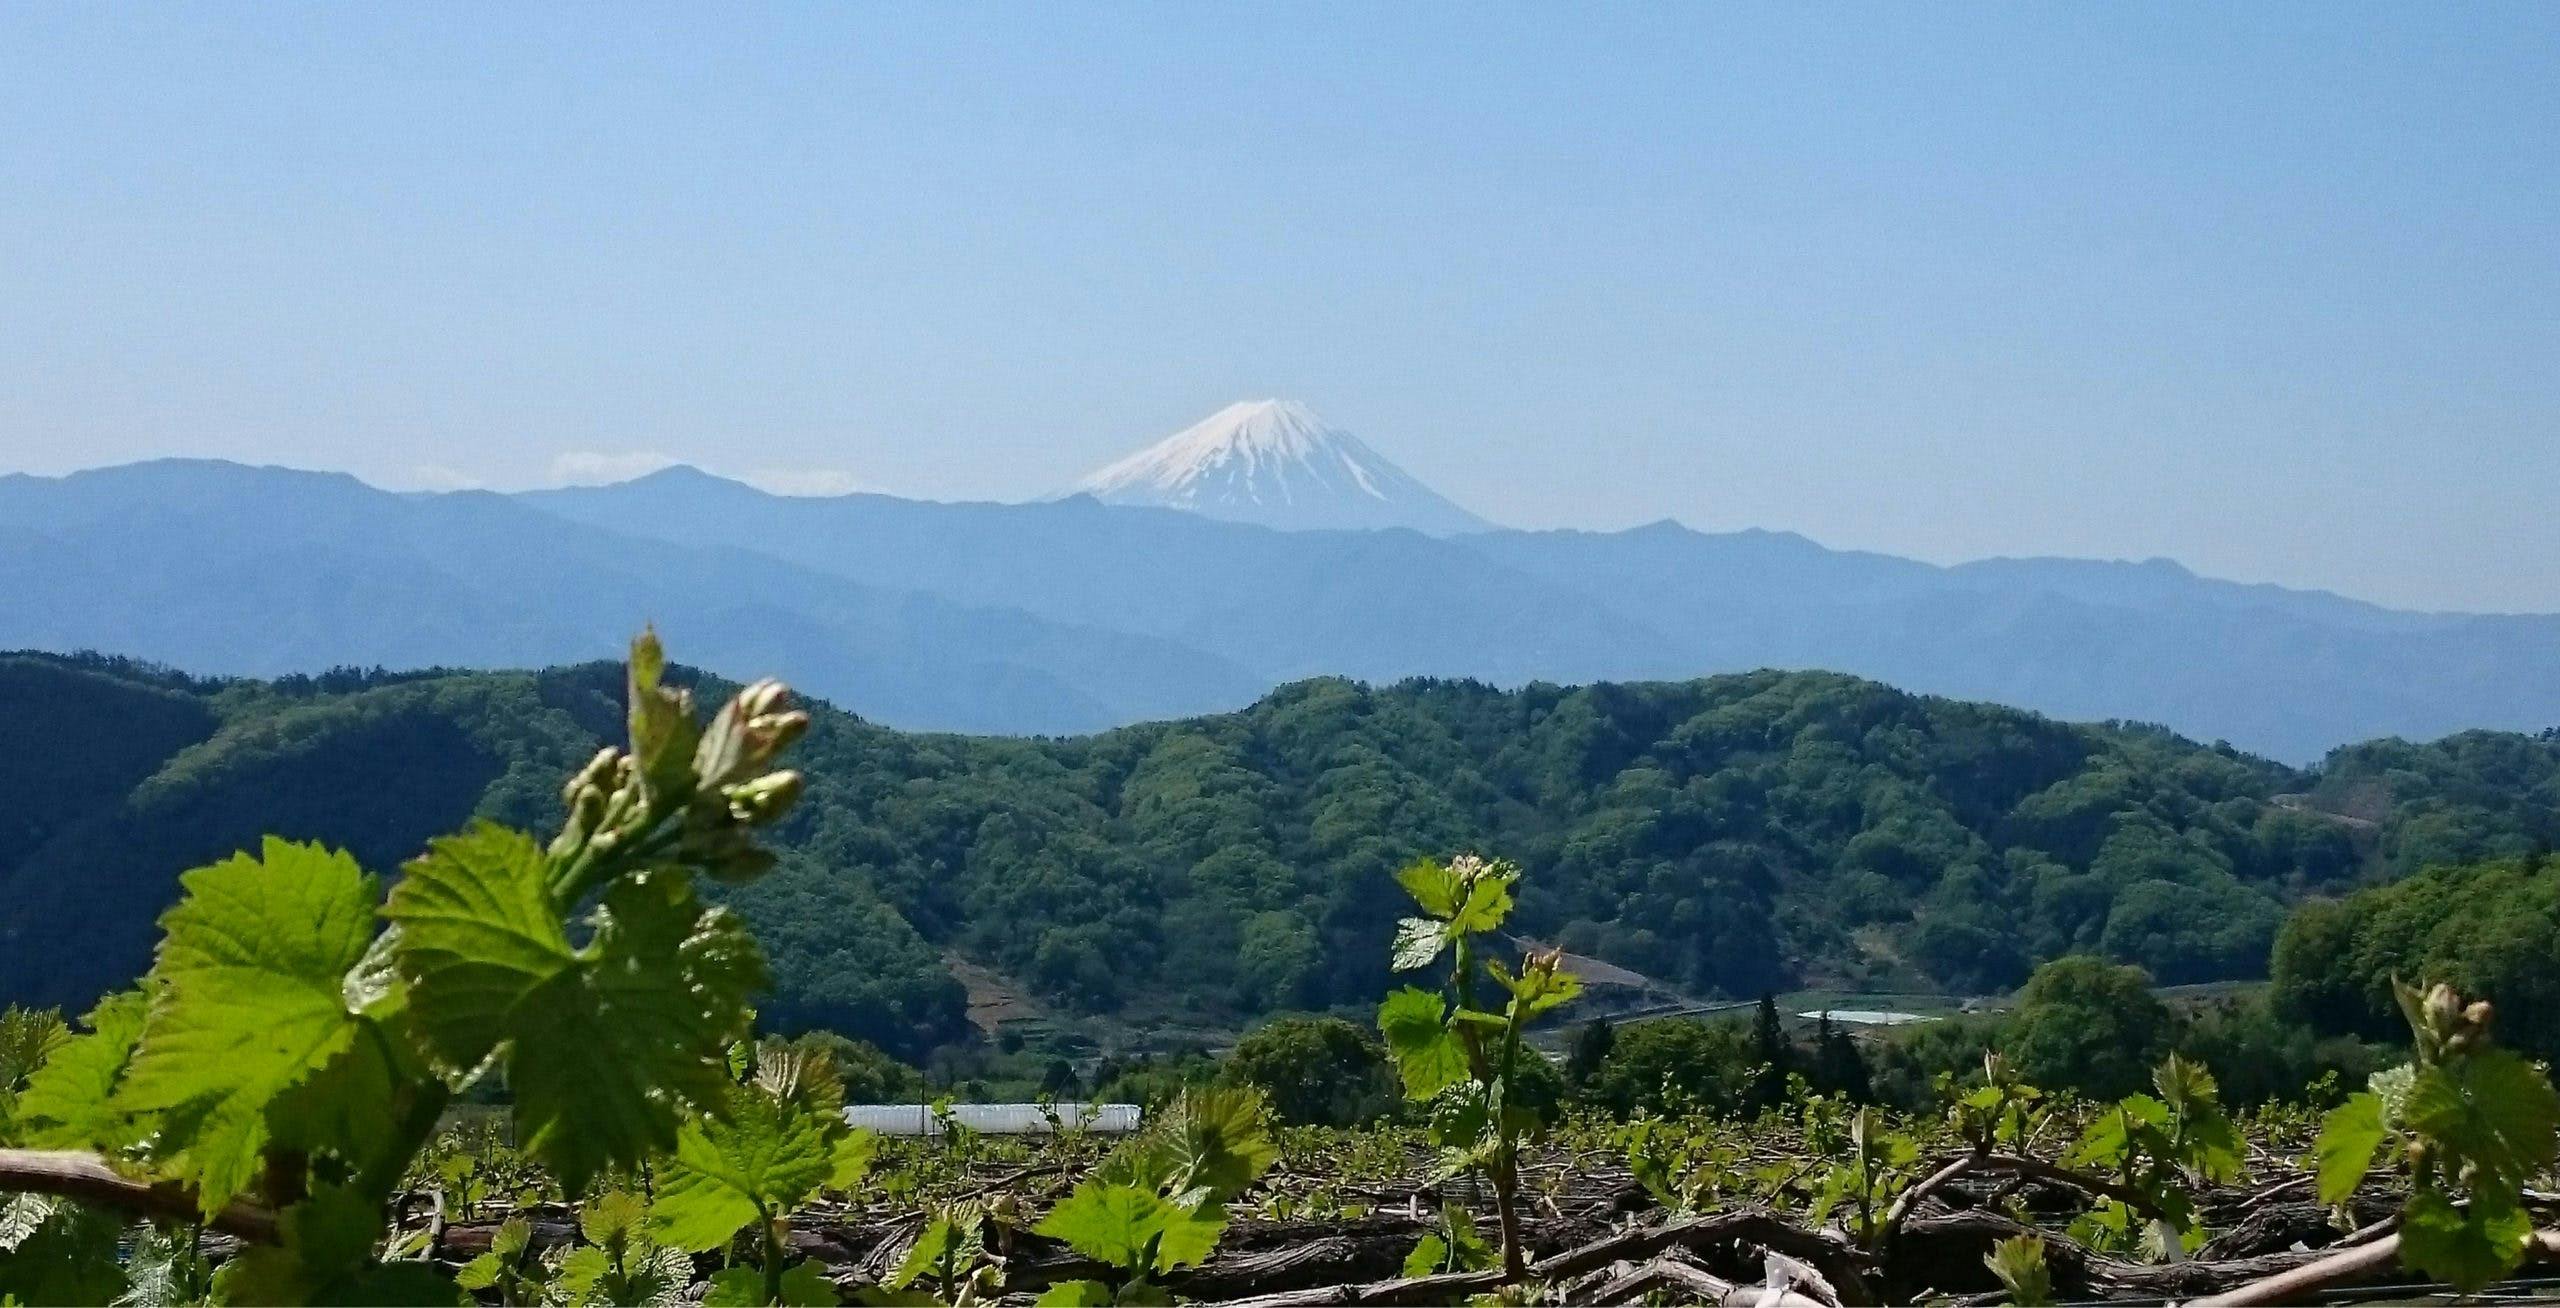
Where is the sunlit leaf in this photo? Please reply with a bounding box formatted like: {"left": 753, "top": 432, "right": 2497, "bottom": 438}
{"left": 1378, "top": 988, "right": 1468, "bottom": 1099}
{"left": 653, "top": 1081, "right": 842, "bottom": 1252}
{"left": 1393, "top": 860, "right": 1461, "bottom": 918}
{"left": 1401, "top": 1233, "right": 1449, "bottom": 1278}
{"left": 1983, "top": 1234, "right": 2053, "bottom": 1307}
{"left": 1032, "top": 1281, "right": 1116, "bottom": 1307}
{"left": 115, "top": 839, "right": 378, "bottom": 1213}
{"left": 1389, "top": 918, "right": 1450, "bottom": 973}
{"left": 507, "top": 870, "right": 764, "bottom": 1192}
{"left": 1035, "top": 1181, "right": 1176, "bottom": 1271}
{"left": 2312, "top": 1092, "right": 2388, "bottom": 1206}
{"left": 702, "top": 1267, "right": 768, "bottom": 1307}
{"left": 382, "top": 824, "right": 567, "bottom": 1073}
{"left": 1448, "top": 870, "right": 1514, "bottom": 934}
{"left": 777, "top": 1259, "right": 840, "bottom": 1306}
{"left": 14, "top": 991, "right": 148, "bottom": 1151}
{"left": 2400, "top": 1189, "right": 2532, "bottom": 1294}
{"left": 2403, "top": 1049, "right": 2560, "bottom": 1189}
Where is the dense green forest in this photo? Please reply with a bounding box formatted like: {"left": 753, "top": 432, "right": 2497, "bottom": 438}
{"left": 2272, "top": 852, "right": 2560, "bottom": 1061}
{"left": 4, "top": 650, "right": 2555, "bottom": 1060}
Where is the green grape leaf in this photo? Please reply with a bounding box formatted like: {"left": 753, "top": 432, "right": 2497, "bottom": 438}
{"left": 213, "top": 1183, "right": 463, "bottom": 1305}
{"left": 580, "top": 1191, "right": 648, "bottom": 1249}
{"left": 2402, "top": 1048, "right": 2560, "bottom": 1188}
{"left": 453, "top": 1254, "right": 502, "bottom": 1292}
{"left": 1448, "top": 873, "right": 1513, "bottom": 934}
{"left": 514, "top": 872, "right": 765, "bottom": 1191}
{"left": 2312, "top": 1092, "right": 2388, "bottom": 1206}
{"left": 267, "top": 1020, "right": 407, "bottom": 1176}
{"left": 382, "top": 824, "right": 570, "bottom": 1073}
{"left": 2400, "top": 1189, "right": 2533, "bottom": 1294}
{"left": 888, "top": 1212, "right": 966, "bottom": 1290}
{"left": 862, "top": 1288, "right": 949, "bottom": 1307}
{"left": 2067, "top": 1107, "right": 2132, "bottom": 1172}
{"left": 701, "top": 1266, "right": 768, "bottom": 1307}
{"left": 1035, "top": 1181, "right": 1177, "bottom": 1271}
{"left": 1146, "top": 1087, "right": 1276, "bottom": 1202}
{"left": 286, "top": 1184, "right": 388, "bottom": 1285}
{"left": 1377, "top": 988, "right": 1468, "bottom": 1099}
{"left": 1426, "top": 1082, "right": 1494, "bottom": 1158}
{"left": 2069, "top": 1095, "right": 2172, "bottom": 1173}
{"left": 550, "top": 1245, "right": 611, "bottom": 1302}
{"left": 115, "top": 839, "right": 379, "bottom": 1213}
{"left": 1509, "top": 965, "right": 1582, "bottom": 1017}
{"left": 1983, "top": 1234, "right": 2054, "bottom": 1308}
{"left": 2118, "top": 1094, "right": 2173, "bottom": 1128}
{"left": 830, "top": 1127, "right": 879, "bottom": 1191}
{"left": 1389, "top": 918, "right": 1451, "bottom": 972}
{"left": 1394, "top": 860, "right": 1462, "bottom": 918}
{"left": 1443, "top": 1206, "right": 1494, "bottom": 1270}
{"left": 1150, "top": 1202, "right": 1227, "bottom": 1272}
{"left": 1401, "top": 1233, "right": 1450, "bottom": 1278}
{"left": 1032, "top": 1282, "right": 1116, "bottom": 1307}
{"left": 774, "top": 1259, "right": 841, "bottom": 1306}
{"left": 652, "top": 1085, "right": 840, "bottom": 1252}
{"left": 490, "top": 1216, "right": 530, "bottom": 1261}
{"left": 2180, "top": 1109, "right": 2245, "bottom": 1183}
{"left": 2152, "top": 1054, "right": 2218, "bottom": 1116}
{"left": 14, "top": 991, "right": 148, "bottom": 1150}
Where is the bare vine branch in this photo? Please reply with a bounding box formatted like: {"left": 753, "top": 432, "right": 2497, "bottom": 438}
{"left": 0, "top": 1147, "right": 278, "bottom": 1244}
{"left": 2195, "top": 1228, "right": 2560, "bottom": 1307}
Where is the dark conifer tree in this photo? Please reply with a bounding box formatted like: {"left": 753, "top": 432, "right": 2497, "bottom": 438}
{"left": 1567, "top": 1016, "right": 1616, "bottom": 1088}
{"left": 1750, "top": 993, "right": 1792, "bottom": 1109}
{"left": 1813, "top": 1015, "right": 1872, "bottom": 1102}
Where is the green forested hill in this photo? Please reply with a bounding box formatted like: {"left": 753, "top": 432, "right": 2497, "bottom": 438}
{"left": 4, "top": 650, "right": 2553, "bottom": 1059}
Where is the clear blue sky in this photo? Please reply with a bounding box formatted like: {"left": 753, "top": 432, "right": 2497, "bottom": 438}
{"left": 4, "top": 4, "right": 2555, "bottom": 611}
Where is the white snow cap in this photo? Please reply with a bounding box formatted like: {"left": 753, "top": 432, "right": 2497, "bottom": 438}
{"left": 1066, "top": 399, "right": 1491, "bottom": 536}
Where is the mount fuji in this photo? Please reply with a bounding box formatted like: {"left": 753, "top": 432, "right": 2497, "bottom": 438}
{"left": 1065, "top": 399, "right": 1493, "bottom": 535}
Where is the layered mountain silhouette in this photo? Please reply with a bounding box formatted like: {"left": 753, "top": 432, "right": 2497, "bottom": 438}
{"left": 7, "top": 454, "right": 2558, "bottom": 761}
{"left": 0, "top": 460, "right": 1262, "bottom": 735}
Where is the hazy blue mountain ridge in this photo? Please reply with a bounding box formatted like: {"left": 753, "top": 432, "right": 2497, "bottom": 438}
{"left": 6, "top": 459, "right": 2557, "bottom": 761}
{"left": 527, "top": 467, "right": 2560, "bottom": 761}
{"left": 0, "top": 463, "right": 1264, "bottom": 734}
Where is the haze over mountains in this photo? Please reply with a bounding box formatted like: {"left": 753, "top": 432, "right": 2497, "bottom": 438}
{"left": 4, "top": 402, "right": 2557, "bottom": 762}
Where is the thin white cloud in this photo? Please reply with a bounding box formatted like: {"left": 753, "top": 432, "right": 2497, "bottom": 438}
{"left": 740, "top": 466, "right": 866, "bottom": 497}
{"left": 548, "top": 450, "right": 681, "bottom": 486}
{"left": 386, "top": 463, "right": 487, "bottom": 492}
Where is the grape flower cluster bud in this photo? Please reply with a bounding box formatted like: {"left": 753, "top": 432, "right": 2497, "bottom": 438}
{"left": 2399, "top": 979, "right": 2496, "bottom": 1064}
{"left": 549, "top": 634, "right": 813, "bottom": 892}
{"left": 678, "top": 677, "right": 811, "bottom": 881}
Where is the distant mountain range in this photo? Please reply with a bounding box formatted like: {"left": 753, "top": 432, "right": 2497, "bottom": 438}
{"left": 5, "top": 429, "right": 2558, "bottom": 760}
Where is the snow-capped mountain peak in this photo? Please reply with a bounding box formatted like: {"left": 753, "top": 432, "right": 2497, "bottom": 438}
{"left": 1066, "top": 399, "right": 1491, "bottom": 535}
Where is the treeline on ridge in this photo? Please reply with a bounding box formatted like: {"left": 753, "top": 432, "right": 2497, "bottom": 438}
{"left": 2, "top": 649, "right": 2555, "bottom": 1061}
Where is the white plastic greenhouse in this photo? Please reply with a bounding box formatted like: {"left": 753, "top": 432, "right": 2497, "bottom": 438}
{"left": 843, "top": 1102, "right": 1144, "bottom": 1137}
